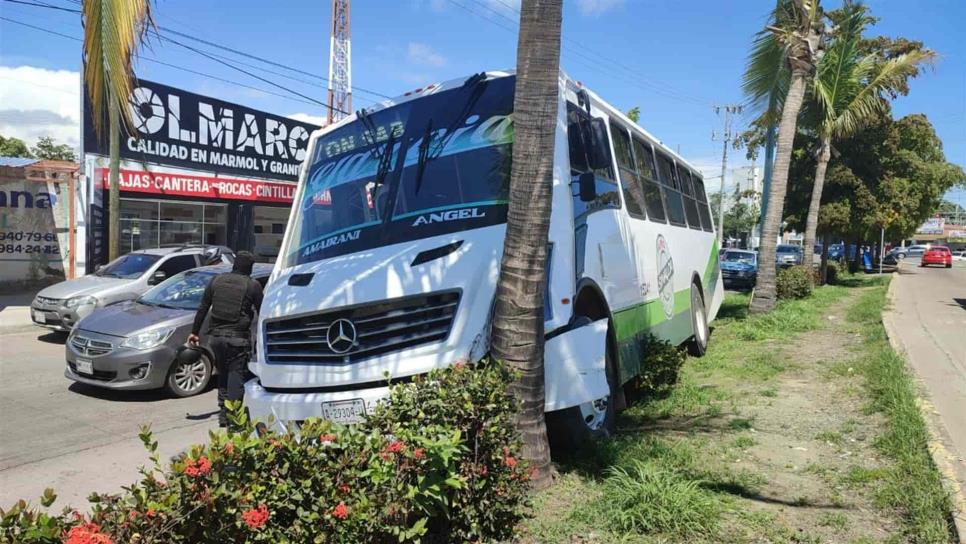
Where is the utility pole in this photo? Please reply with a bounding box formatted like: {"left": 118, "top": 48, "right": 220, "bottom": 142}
{"left": 327, "top": 0, "right": 352, "bottom": 124}
{"left": 712, "top": 104, "right": 742, "bottom": 246}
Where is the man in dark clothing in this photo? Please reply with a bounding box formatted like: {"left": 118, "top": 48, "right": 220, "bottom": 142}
{"left": 188, "top": 251, "right": 263, "bottom": 427}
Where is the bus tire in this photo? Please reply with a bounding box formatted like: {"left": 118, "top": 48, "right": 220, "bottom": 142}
{"left": 546, "top": 317, "right": 617, "bottom": 454}
{"left": 687, "top": 283, "right": 709, "bottom": 357}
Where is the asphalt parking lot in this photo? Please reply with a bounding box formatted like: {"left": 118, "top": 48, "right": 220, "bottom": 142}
{"left": 0, "top": 325, "right": 219, "bottom": 509}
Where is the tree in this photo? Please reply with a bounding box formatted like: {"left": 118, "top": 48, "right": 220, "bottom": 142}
{"left": 743, "top": 0, "right": 826, "bottom": 314}
{"left": 799, "top": 1, "right": 934, "bottom": 263}
{"left": 31, "top": 136, "right": 77, "bottom": 162}
{"left": 489, "top": 0, "right": 561, "bottom": 490}
{"left": 626, "top": 106, "right": 640, "bottom": 123}
{"left": 82, "top": 0, "right": 154, "bottom": 261}
{"left": 709, "top": 191, "right": 761, "bottom": 245}
{"left": 0, "top": 135, "right": 33, "bottom": 158}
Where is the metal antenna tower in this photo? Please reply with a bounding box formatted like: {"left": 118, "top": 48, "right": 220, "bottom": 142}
{"left": 327, "top": 0, "right": 352, "bottom": 124}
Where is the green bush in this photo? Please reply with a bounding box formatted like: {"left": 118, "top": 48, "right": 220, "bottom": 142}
{"left": 0, "top": 361, "right": 530, "bottom": 544}
{"left": 777, "top": 265, "right": 814, "bottom": 300}
{"left": 824, "top": 261, "right": 839, "bottom": 285}
{"left": 627, "top": 334, "right": 686, "bottom": 401}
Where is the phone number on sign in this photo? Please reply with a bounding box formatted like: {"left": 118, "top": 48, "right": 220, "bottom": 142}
{"left": 0, "top": 244, "right": 59, "bottom": 255}
{"left": 0, "top": 231, "right": 58, "bottom": 242}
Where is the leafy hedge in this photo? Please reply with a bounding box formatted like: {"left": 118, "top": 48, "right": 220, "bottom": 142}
{"left": 777, "top": 265, "right": 814, "bottom": 300}
{"left": 0, "top": 361, "right": 531, "bottom": 543}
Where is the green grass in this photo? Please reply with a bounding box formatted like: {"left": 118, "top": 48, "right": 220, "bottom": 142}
{"left": 845, "top": 286, "right": 956, "bottom": 542}
{"left": 588, "top": 461, "right": 723, "bottom": 537}
{"left": 527, "top": 278, "right": 956, "bottom": 543}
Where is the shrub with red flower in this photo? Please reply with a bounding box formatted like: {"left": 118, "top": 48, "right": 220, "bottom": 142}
{"left": 183, "top": 456, "right": 212, "bottom": 478}
{"left": 332, "top": 502, "right": 349, "bottom": 520}
{"left": 504, "top": 456, "right": 517, "bottom": 468}
{"left": 319, "top": 433, "right": 337, "bottom": 443}
{"left": 339, "top": 484, "right": 351, "bottom": 494}
{"left": 64, "top": 522, "right": 113, "bottom": 544}
{"left": 223, "top": 442, "right": 234, "bottom": 456}
{"left": 241, "top": 503, "right": 269, "bottom": 530}
{"left": 413, "top": 447, "right": 425, "bottom": 460}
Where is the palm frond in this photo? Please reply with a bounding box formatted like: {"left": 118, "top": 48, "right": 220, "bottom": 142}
{"left": 83, "top": 0, "right": 154, "bottom": 139}
{"left": 832, "top": 49, "right": 935, "bottom": 138}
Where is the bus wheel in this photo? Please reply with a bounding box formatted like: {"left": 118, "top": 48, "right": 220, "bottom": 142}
{"left": 546, "top": 318, "right": 617, "bottom": 453}
{"left": 687, "top": 283, "right": 709, "bottom": 357}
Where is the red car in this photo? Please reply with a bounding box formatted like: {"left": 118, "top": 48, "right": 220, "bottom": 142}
{"left": 920, "top": 246, "right": 952, "bottom": 268}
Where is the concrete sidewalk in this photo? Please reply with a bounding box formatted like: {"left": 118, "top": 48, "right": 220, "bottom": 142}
{"left": 0, "top": 291, "right": 41, "bottom": 335}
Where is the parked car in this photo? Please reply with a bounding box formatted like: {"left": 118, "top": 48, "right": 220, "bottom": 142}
{"left": 953, "top": 249, "right": 966, "bottom": 262}
{"left": 920, "top": 246, "right": 952, "bottom": 268}
{"left": 775, "top": 244, "right": 803, "bottom": 267}
{"left": 889, "top": 244, "right": 928, "bottom": 260}
{"left": 31, "top": 245, "right": 232, "bottom": 332}
{"left": 65, "top": 263, "right": 272, "bottom": 397}
{"left": 720, "top": 249, "right": 758, "bottom": 288}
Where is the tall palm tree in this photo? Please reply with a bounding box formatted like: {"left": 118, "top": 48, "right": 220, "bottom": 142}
{"left": 490, "top": 0, "right": 562, "bottom": 490}
{"left": 82, "top": 0, "right": 154, "bottom": 261}
{"left": 744, "top": 0, "right": 826, "bottom": 314}
{"left": 800, "top": 2, "right": 934, "bottom": 263}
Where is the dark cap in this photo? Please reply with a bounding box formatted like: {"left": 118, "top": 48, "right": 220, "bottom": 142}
{"left": 232, "top": 251, "right": 255, "bottom": 275}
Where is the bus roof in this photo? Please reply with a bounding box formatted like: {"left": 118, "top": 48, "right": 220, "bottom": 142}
{"left": 311, "top": 69, "right": 704, "bottom": 176}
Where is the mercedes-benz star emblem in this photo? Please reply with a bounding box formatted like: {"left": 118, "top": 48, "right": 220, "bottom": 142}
{"left": 326, "top": 318, "right": 357, "bottom": 354}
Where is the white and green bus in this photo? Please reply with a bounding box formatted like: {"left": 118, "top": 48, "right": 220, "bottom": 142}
{"left": 245, "top": 70, "right": 722, "bottom": 444}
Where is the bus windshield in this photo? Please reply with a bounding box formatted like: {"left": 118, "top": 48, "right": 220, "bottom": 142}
{"left": 286, "top": 75, "right": 515, "bottom": 267}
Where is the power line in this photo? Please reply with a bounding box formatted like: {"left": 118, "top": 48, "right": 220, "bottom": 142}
{"left": 3, "top": 0, "right": 392, "bottom": 103}
{"left": 0, "top": 15, "right": 328, "bottom": 109}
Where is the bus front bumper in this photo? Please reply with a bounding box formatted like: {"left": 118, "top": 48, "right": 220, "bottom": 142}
{"left": 244, "top": 379, "right": 390, "bottom": 432}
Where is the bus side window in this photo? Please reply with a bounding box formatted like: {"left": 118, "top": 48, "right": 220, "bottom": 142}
{"left": 679, "top": 167, "right": 703, "bottom": 230}
{"left": 632, "top": 138, "right": 667, "bottom": 223}
{"left": 567, "top": 104, "right": 620, "bottom": 216}
{"left": 609, "top": 120, "right": 646, "bottom": 219}
{"left": 692, "top": 176, "right": 714, "bottom": 232}
{"left": 657, "top": 153, "right": 687, "bottom": 226}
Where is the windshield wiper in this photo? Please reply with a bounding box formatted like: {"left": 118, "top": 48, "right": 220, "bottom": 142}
{"left": 412, "top": 74, "right": 488, "bottom": 196}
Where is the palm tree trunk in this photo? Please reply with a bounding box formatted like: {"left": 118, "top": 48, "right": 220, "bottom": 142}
{"left": 108, "top": 94, "right": 121, "bottom": 261}
{"left": 802, "top": 136, "right": 831, "bottom": 275}
{"left": 489, "top": 0, "right": 561, "bottom": 490}
{"left": 750, "top": 68, "right": 809, "bottom": 314}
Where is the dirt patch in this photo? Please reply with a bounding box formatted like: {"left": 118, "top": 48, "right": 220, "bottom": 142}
{"left": 721, "top": 291, "right": 900, "bottom": 542}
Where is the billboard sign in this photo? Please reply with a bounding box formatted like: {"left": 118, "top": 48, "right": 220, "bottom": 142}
{"left": 83, "top": 79, "right": 321, "bottom": 182}
{"left": 916, "top": 217, "right": 944, "bottom": 235}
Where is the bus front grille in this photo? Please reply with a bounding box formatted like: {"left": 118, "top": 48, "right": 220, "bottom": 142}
{"left": 264, "top": 290, "right": 461, "bottom": 365}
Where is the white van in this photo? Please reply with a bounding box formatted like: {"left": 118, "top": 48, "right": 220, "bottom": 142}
{"left": 245, "top": 70, "right": 723, "bottom": 444}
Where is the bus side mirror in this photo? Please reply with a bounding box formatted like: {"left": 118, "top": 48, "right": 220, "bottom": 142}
{"left": 578, "top": 172, "right": 597, "bottom": 202}
{"left": 587, "top": 118, "right": 612, "bottom": 171}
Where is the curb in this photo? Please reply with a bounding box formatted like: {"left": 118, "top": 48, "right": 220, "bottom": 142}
{"left": 882, "top": 271, "right": 966, "bottom": 542}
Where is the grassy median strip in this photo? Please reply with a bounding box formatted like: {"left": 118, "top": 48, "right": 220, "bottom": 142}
{"left": 523, "top": 276, "right": 956, "bottom": 543}
{"left": 846, "top": 285, "right": 955, "bottom": 542}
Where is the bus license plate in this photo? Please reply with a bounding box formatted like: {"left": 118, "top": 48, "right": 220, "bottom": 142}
{"left": 321, "top": 399, "right": 366, "bottom": 424}
{"left": 75, "top": 358, "right": 93, "bottom": 375}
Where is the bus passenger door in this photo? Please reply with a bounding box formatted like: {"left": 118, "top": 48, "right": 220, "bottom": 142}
{"left": 567, "top": 104, "right": 641, "bottom": 309}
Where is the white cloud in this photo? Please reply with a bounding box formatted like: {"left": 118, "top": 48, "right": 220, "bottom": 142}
{"left": 576, "top": 0, "right": 624, "bottom": 16}
{"left": 287, "top": 113, "right": 328, "bottom": 127}
{"left": 407, "top": 42, "right": 447, "bottom": 68}
{"left": 0, "top": 65, "right": 80, "bottom": 149}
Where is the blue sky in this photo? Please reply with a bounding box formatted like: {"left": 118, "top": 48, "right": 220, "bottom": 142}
{"left": 0, "top": 0, "right": 963, "bottom": 203}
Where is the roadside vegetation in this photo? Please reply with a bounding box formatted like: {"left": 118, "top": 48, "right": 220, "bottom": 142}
{"left": 524, "top": 275, "right": 956, "bottom": 543}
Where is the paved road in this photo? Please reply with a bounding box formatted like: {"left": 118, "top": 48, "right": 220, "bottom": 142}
{"left": 0, "top": 326, "right": 219, "bottom": 509}
{"left": 885, "top": 261, "right": 966, "bottom": 514}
